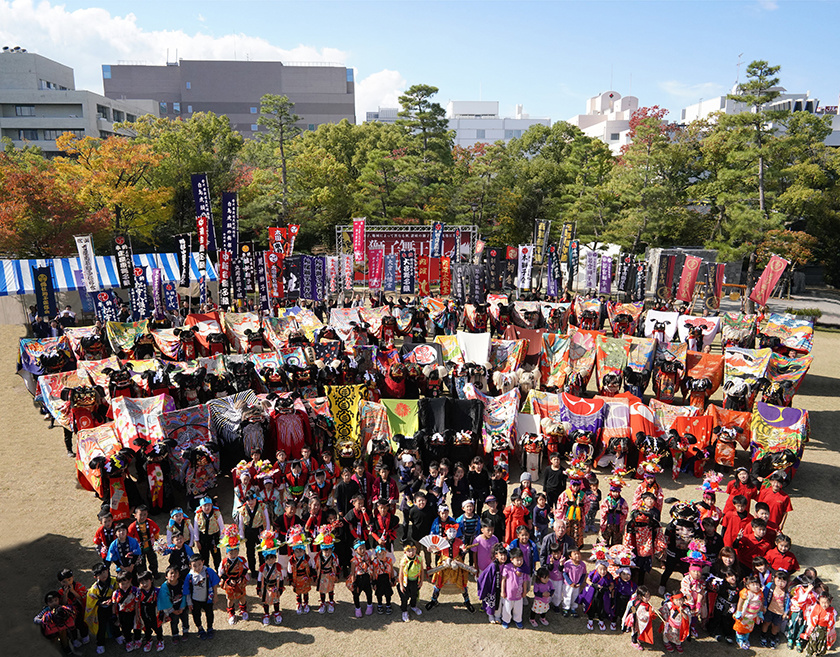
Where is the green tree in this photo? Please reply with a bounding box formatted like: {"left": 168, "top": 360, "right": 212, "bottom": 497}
{"left": 256, "top": 94, "right": 301, "bottom": 220}
{"left": 397, "top": 84, "right": 452, "bottom": 163}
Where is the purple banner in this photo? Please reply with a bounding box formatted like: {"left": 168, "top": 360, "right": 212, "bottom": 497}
{"left": 241, "top": 244, "right": 255, "bottom": 293}
{"left": 129, "top": 266, "right": 150, "bottom": 320}
{"left": 199, "top": 275, "right": 207, "bottom": 305}
{"left": 400, "top": 250, "right": 416, "bottom": 295}
{"left": 547, "top": 250, "right": 558, "bottom": 297}
{"left": 430, "top": 221, "right": 444, "bottom": 258}
{"left": 73, "top": 270, "right": 95, "bottom": 313}
{"left": 151, "top": 268, "right": 164, "bottom": 319}
{"left": 221, "top": 191, "right": 239, "bottom": 254}
{"left": 301, "top": 255, "right": 314, "bottom": 301}
{"left": 256, "top": 251, "right": 269, "bottom": 311}
{"left": 383, "top": 254, "right": 397, "bottom": 292}
{"left": 314, "top": 256, "right": 325, "bottom": 301}
{"left": 163, "top": 282, "right": 179, "bottom": 311}
{"left": 191, "top": 173, "right": 216, "bottom": 252}
{"left": 599, "top": 255, "right": 613, "bottom": 295}
{"left": 585, "top": 251, "right": 598, "bottom": 290}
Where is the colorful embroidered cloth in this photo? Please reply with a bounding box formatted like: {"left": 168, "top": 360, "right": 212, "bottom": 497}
{"left": 540, "top": 333, "right": 570, "bottom": 389}
{"left": 457, "top": 330, "right": 491, "bottom": 365}
{"left": 280, "top": 306, "right": 324, "bottom": 342}
{"left": 655, "top": 341, "right": 688, "bottom": 370}
{"left": 38, "top": 368, "right": 92, "bottom": 430}
{"left": 359, "top": 400, "right": 394, "bottom": 453}
{"left": 685, "top": 352, "right": 724, "bottom": 392}
{"left": 540, "top": 302, "right": 572, "bottom": 328}
{"left": 182, "top": 312, "right": 223, "bottom": 350}
{"left": 762, "top": 313, "right": 814, "bottom": 353}
{"left": 502, "top": 325, "right": 546, "bottom": 357}
{"left": 326, "top": 384, "right": 365, "bottom": 459}
{"left": 19, "top": 336, "right": 74, "bottom": 375}
{"left": 595, "top": 335, "right": 630, "bottom": 383}
{"left": 625, "top": 395, "right": 658, "bottom": 439}
{"left": 434, "top": 335, "right": 463, "bottom": 365}
{"left": 77, "top": 356, "right": 122, "bottom": 398}
{"left": 75, "top": 422, "right": 122, "bottom": 492}
{"left": 513, "top": 301, "right": 541, "bottom": 328}
{"left": 707, "top": 405, "right": 752, "bottom": 449}
{"left": 161, "top": 404, "right": 215, "bottom": 485}
{"left": 648, "top": 398, "right": 700, "bottom": 436}
{"left": 724, "top": 347, "right": 772, "bottom": 383}
{"left": 565, "top": 328, "right": 598, "bottom": 388}
{"left": 151, "top": 328, "right": 181, "bottom": 360}
{"left": 558, "top": 392, "right": 605, "bottom": 438}
{"left": 106, "top": 320, "right": 149, "bottom": 355}
{"left": 222, "top": 311, "right": 261, "bottom": 353}
{"left": 750, "top": 402, "right": 809, "bottom": 461}
{"left": 677, "top": 315, "right": 721, "bottom": 349}
{"left": 463, "top": 384, "right": 520, "bottom": 452}
{"left": 402, "top": 343, "right": 443, "bottom": 366}
{"left": 63, "top": 326, "right": 100, "bottom": 360}
{"left": 359, "top": 306, "right": 390, "bottom": 336}
{"left": 573, "top": 297, "right": 601, "bottom": 324}
{"left": 672, "top": 414, "right": 715, "bottom": 451}
{"left": 767, "top": 352, "right": 812, "bottom": 399}
{"left": 720, "top": 313, "right": 758, "bottom": 348}
{"left": 595, "top": 396, "right": 632, "bottom": 440}
{"left": 607, "top": 302, "right": 644, "bottom": 335}
{"left": 381, "top": 398, "right": 419, "bottom": 437}
{"left": 523, "top": 389, "right": 562, "bottom": 418}
{"left": 206, "top": 390, "right": 262, "bottom": 446}
{"left": 111, "top": 394, "right": 175, "bottom": 451}
{"left": 328, "top": 308, "right": 362, "bottom": 342}
{"left": 490, "top": 339, "right": 527, "bottom": 373}
{"left": 626, "top": 336, "right": 657, "bottom": 376}
{"left": 487, "top": 294, "right": 509, "bottom": 322}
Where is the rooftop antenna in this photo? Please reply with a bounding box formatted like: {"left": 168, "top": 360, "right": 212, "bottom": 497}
{"left": 735, "top": 53, "right": 744, "bottom": 85}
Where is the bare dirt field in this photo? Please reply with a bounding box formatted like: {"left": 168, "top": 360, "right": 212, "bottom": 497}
{"left": 1, "top": 323, "right": 838, "bottom": 657}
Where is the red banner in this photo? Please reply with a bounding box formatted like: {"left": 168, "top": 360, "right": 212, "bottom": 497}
{"left": 749, "top": 255, "right": 789, "bottom": 307}
{"left": 417, "top": 255, "right": 430, "bottom": 296}
{"left": 197, "top": 215, "right": 209, "bottom": 250}
{"left": 714, "top": 263, "right": 725, "bottom": 300}
{"left": 353, "top": 217, "right": 366, "bottom": 263}
{"left": 440, "top": 257, "right": 452, "bottom": 296}
{"left": 676, "top": 254, "right": 703, "bottom": 302}
{"left": 265, "top": 251, "right": 283, "bottom": 298}
{"left": 506, "top": 246, "right": 517, "bottom": 261}
{"left": 368, "top": 248, "right": 384, "bottom": 289}
{"left": 268, "top": 227, "right": 285, "bottom": 255}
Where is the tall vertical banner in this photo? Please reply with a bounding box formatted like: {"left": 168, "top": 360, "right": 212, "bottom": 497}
{"left": 400, "top": 250, "right": 416, "bottom": 295}
{"left": 656, "top": 254, "right": 675, "bottom": 301}
{"left": 218, "top": 250, "right": 232, "bottom": 307}
{"left": 196, "top": 213, "right": 208, "bottom": 274}
{"left": 705, "top": 262, "right": 725, "bottom": 311}
{"left": 559, "top": 223, "right": 572, "bottom": 260}
{"left": 517, "top": 245, "right": 534, "bottom": 290}
{"left": 546, "top": 246, "right": 558, "bottom": 297}
{"left": 714, "top": 263, "right": 725, "bottom": 300}
{"left": 256, "top": 252, "right": 270, "bottom": 311}
{"left": 504, "top": 246, "right": 517, "bottom": 290}
{"left": 221, "top": 192, "right": 239, "bottom": 255}
{"left": 633, "top": 263, "right": 647, "bottom": 302}
{"left": 191, "top": 173, "right": 216, "bottom": 252}
{"left": 617, "top": 255, "right": 635, "bottom": 292}
{"left": 74, "top": 235, "right": 100, "bottom": 293}
{"left": 300, "top": 255, "right": 313, "bottom": 300}
{"left": 151, "top": 268, "right": 164, "bottom": 319}
{"left": 113, "top": 234, "right": 135, "bottom": 289}
{"left": 533, "top": 219, "right": 551, "bottom": 265}
{"left": 33, "top": 266, "right": 57, "bottom": 318}
{"left": 287, "top": 225, "right": 300, "bottom": 256}
{"left": 676, "top": 254, "right": 703, "bottom": 303}
{"left": 430, "top": 221, "right": 444, "bottom": 259}
{"left": 599, "top": 255, "right": 613, "bottom": 295}
{"left": 368, "top": 249, "right": 384, "bottom": 290}
{"left": 471, "top": 265, "right": 487, "bottom": 304}
{"left": 326, "top": 256, "right": 339, "bottom": 296}
{"left": 94, "top": 290, "right": 119, "bottom": 322}
{"left": 487, "top": 248, "right": 504, "bottom": 292}
{"left": 352, "top": 217, "right": 366, "bottom": 263}
{"left": 240, "top": 244, "right": 254, "bottom": 292}
{"left": 315, "top": 256, "right": 325, "bottom": 300}
{"left": 473, "top": 239, "right": 485, "bottom": 265}
{"left": 567, "top": 240, "right": 580, "bottom": 287}
{"left": 342, "top": 254, "right": 354, "bottom": 291}
{"left": 439, "top": 257, "right": 452, "bottom": 296}
{"left": 129, "top": 267, "right": 150, "bottom": 321}
{"left": 268, "top": 227, "right": 285, "bottom": 256}
{"left": 454, "top": 228, "right": 462, "bottom": 264}
{"left": 550, "top": 245, "right": 562, "bottom": 289}
{"left": 452, "top": 265, "right": 465, "bottom": 304}
{"left": 417, "top": 255, "right": 430, "bottom": 296}
{"left": 265, "top": 251, "right": 283, "bottom": 298}
{"left": 163, "top": 282, "right": 179, "bottom": 311}
{"left": 177, "top": 235, "right": 191, "bottom": 287}
{"left": 383, "top": 254, "right": 397, "bottom": 292}
{"left": 199, "top": 275, "right": 207, "bottom": 305}
{"left": 232, "top": 256, "right": 245, "bottom": 301}
{"left": 72, "top": 270, "right": 95, "bottom": 313}
{"left": 585, "top": 251, "right": 598, "bottom": 289}
{"left": 749, "top": 255, "right": 789, "bottom": 308}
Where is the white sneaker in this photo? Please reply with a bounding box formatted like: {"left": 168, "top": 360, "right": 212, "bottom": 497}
{"left": 327, "top": 602, "right": 335, "bottom": 614}
{"left": 411, "top": 606, "right": 423, "bottom": 616}
{"left": 274, "top": 612, "right": 282, "bottom": 625}
{"left": 228, "top": 615, "right": 236, "bottom": 625}
{"left": 241, "top": 611, "right": 249, "bottom": 621}
{"left": 402, "top": 611, "right": 410, "bottom": 622}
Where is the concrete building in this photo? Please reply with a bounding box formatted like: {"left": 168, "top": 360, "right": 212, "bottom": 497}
{"left": 0, "top": 49, "right": 156, "bottom": 155}
{"left": 365, "top": 107, "right": 399, "bottom": 124}
{"left": 566, "top": 91, "right": 638, "bottom": 154}
{"left": 445, "top": 101, "right": 550, "bottom": 148}
{"left": 680, "top": 85, "right": 840, "bottom": 147}
{"left": 102, "top": 59, "right": 356, "bottom": 138}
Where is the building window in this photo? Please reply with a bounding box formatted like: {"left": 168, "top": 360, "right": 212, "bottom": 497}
{"left": 346, "top": 69, "right": 354, "bottom": 82}
{"left": 159, "top": 101, "right": 168, "bottom": 115}
{"left": 187, "top": 106, "right": 192, "bottom": 114}
{"left": 173, "top": 102, "right": 181, "bottom": 116}
{"left": 43, "top": 129, "right": 60, "bottom": 140}
{"left": 251, "top": 124, "right": 259, "bottom": 132}
{"left": 112, "top": 110, "right": 124, "bottom": 123}
{"left": 15, "top": 105, "right": 35, "bottom": 117}
{"left": 308, "top": 124, "right": 316, "bottom": 131}
{"left": 126, "top": 114, "right": 136, "bottom": 123}
{"left": 96, "top": 105, "right": 110, "bottom": 120}
{"left": 185, "top": 81, "right": 191, "bottom": 89}
{"left": 610, "top": 133, "right": 620, "bottom": 141}
{"left": 250, "top": 107, "right": 258, "bottom": 114}
{"left": 102, "top": 64, "right": 111, "bottom": 79}
{"left": 476, "top": 129, "right": 486, "bottom": 139}
{"left": 18, "top": 129, "right": 38, "bottom": 140}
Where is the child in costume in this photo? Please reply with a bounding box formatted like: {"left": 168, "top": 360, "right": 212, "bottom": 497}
{"left": 788, "top": 571, "right": 821, "bottom": 651}
{"left": 183, "top": 554, "right": 219, "bottom": 640}
{"left": 584, "top": 473, "right": 601, "bottom": 534}
{"left": 256, "top": 530, "right": 285, "bottom": 625}
{"left": 94, "top": 510, "right": 117, "bottom": 561}
{"left": 761, "top": 569, "right": 791, "bottom": 648}
{"left": 369, "top": 497, "right": 399, "bottom": 561}
{"left": 500, "top": 547, "right": 529, "bottom": 629}
{"left": 580, "top": 559, "right": 615, "bottom": 631}
{"left": 623, "top": 492, "right": 665, "bottom": 586}
{"left": 371, "top": 546, "right": 396, "bottom": 614}
{"left": 34, "top": 590, "right": 78, "bottom": 655}
{"left": 530, "top": 567, "right": 552, "bottom": 627}
{"left": 157, "top": 567, "right": 189, "bottom": 644}
{"left": 397, "top": 539, "right": 426, "bottom": 622}
{"left": 347, "top": 540, "right": 373, "bottom": 617}
{"left": 733, "top": 574, "right": 765, "bottom": 649}
{"left": 600, "top": 469, "right": 629, "bottom": 547}
{"left": 287, "top": 527, "right": 314, "bottom": 614}
{"left": 425, "top": 523, "right": 476, "bottom": 614}
{"left": 106, "top": 522, "right": 142, "bottom": 583}
{"left": 660, "top": 591, "right": 691, "bottom": 653}
{"left": 218, "top": 527, "right": 250, "bottom": 625}
{"left": 562, "top": 548, "right": 587, "bottom": 617}
{"left": 554, "top": 460, "right": 590, "bottom": 548}
{"left": 680, "top": 542, "right": 710, "bottom": 638}
{"left": 803, "top": 592, "right": 837, "bottom": 657}
{"left": 136, "top": 570, "right": 164, "bottom": 652}
{"left": 632, "top": 459, "right": 664, "bottom": 511}
{"left": 166, "top": 508, "right": 193, "bottom": 548}
{"left": 707, "top": 568, "right": 739, "bottom": 644}
{"left": 111, "top": 572, "right": 141, "bottom": 651}
{"left": 57, "top": 568, "right": 89, "bottom": 648}
{"left": 622, "top": 585, "right": 654, "bottom": 650}
{"left": 192, "top": 496, "right": 225, "bottom": 570}
{"left": 238, "top": 491, "right": 270, "bottom": 579}
{"left": 166, "top": 531, "right": 194, "bottom": 591}
{"left": 313, "top": 526, "right": 338, "bottom": 614}
{"left": 128, "top": 505, "right": 161, "bottom": 579}
{"left": 502, "top": 493, "right": 531, "bottom": 545}
{"left": 613, "top": 567, "right": 638, "bottom": 631}
{"left": 84, "top": 563, "right": 117, "bottom": 654}
{"left": 477, "top": 543, "right": 508, "bottom": 624}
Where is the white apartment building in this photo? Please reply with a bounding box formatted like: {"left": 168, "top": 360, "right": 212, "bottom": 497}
{"left": 445, "top": 100, "right": 550, "bottom": 148}
{"left": 566, "top": 91, "right": 638, "bottom": 154}
{"left": 365, "top": 107, "right": 400, "bottom": 124}
{"left": 0, "top": 49, "right": 157, "bottom": 155}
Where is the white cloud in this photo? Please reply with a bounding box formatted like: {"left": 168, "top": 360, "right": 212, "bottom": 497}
{"left": 0, "top": 0, "right": 347, "bottom": 93}
{"left": 757, "top": 0, "right": 779, "bottom": 10}
{"left": 354, "top": 68, "right": 407, "bottom": 119}
{"left": 659, "top": 80, "right": 726, "bottom": 101}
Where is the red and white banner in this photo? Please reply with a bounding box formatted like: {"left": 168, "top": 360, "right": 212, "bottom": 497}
{"left": 265, "top": 251, "right": 283, "bottom": 298}
{"left": 342, "top": 254, "right": 353, "bottom": 290}
{"left": 327, "top": 256, "right": 340, "bottom": 294}
{"left": 440, "top": 257, "right": 452, "bottom": 296}
{"left": 197, "top": 215, "right": 209, "bottom": 250}
{"left": 676, "top": 254, "right": 703, "bottom": 302}
{"left": 417, "top": 255, "right": 430, "bottom": 296}
{"left": 749, "top": 255, "right": 789, "bottom": 308}
{"left": 218, "top": 250, "right": 232, "bottom": 306}
{"left": 268, "top": 227, "right": 285, "bottom": 256}
{"left": 368, "top": 249, "right": 384, "bottom": 289}
{"left": 353, "top": 217, "right": 366, "bottom": 263}
{"left": 287, "top": 224, "right": 300, "bottom": 255}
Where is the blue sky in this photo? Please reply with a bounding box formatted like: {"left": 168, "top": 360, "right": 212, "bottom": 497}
{"left": 2, "top": 0, "right": 838, "bottom": 121}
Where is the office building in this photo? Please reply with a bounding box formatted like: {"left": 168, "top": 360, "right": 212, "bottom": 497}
{"left": 446, "top": 101, "right": 550, "bottom": 148}
{"left": 566, "top": 91, "right": 638, "bottom": 154}
{"left": 102, "top": 59, "right": 356, "bottom": 137}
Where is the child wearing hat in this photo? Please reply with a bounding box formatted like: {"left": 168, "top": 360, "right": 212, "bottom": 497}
{"left": 84, "top": 562, "right": 117, "bottom": 654}
{"left": 192, "top": 497, "right": 225, "bottom": 570}
{"left": 167, "top": 508, "right": 193, "bottom": 548}
{"left": 287, "top": 526, "right": 314, "bottom": 614}
{"left": 660, "top": 591, "right": 691, "bottom": 652}
{"left": 397, "top": 540, "right": 425, "bottom": 622}
{"left": 314, "top": 526, "right": 339, "bottom": 614}
{"left": 600, "top": 469, "right": 629, "bottom": 546}
{"left": 347, "top": 539, "right": 374, "bottom": 617}
{"left": 218, "top": 526, "right": 250, "bottom": 625}
{"left": 256, "top": 530, "right": 285, "bottom": 624}
{"left": 555, "top": 460, "right": 590, "bottom": 548}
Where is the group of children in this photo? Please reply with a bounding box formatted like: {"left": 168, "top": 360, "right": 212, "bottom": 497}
{"left": 36, "top": 438, "right": 836, "bottom": 656}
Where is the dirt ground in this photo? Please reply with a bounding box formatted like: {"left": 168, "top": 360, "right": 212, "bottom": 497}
{"left": 1, "top": 323, "right": 838, "bottom": 657}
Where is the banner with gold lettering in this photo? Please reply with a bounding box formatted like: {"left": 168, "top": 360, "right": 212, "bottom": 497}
{"left": 749, "top": 255, "right": 788, "bottom": 308}
{"left": 676, "top": 254, "right": 702, "bottom": 303}
{"left": 33, "top": 266, "right": 57, "bottom": 318}
{"left": 417, "top": 255, "right": 430, "bottom": 296}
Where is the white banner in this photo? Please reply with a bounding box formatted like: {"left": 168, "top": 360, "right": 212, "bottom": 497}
{"left": 74, "top": 234, "right": 100, "bottom": 292}
{"left": 342, "top": 253, "right": 354, "bottom": 290}
{"left": 517, "top": 244, "right": 534, "bottom": 290}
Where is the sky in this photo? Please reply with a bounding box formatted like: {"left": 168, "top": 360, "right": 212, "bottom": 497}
{"left": 1, "top": 0, "right": 838, "bottom": 123}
